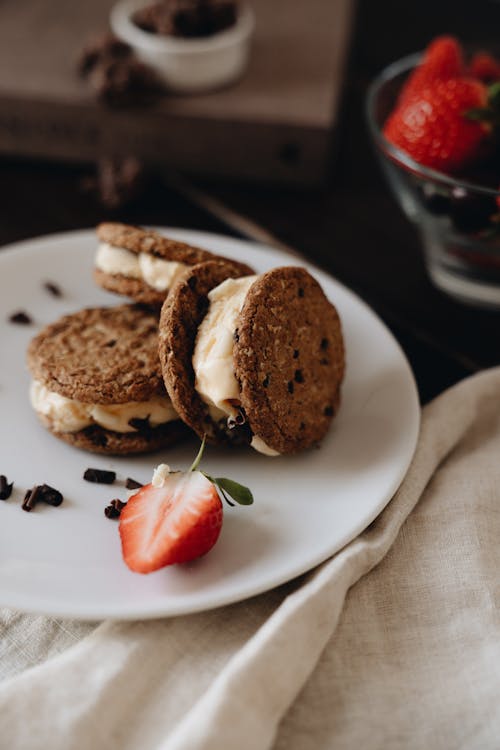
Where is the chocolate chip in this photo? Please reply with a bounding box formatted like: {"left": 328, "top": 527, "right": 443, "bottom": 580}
{"left": 227, "top": 408, "right": 246, "bottom": 430}
{"left": 86, "top": 427, "right": 108, "bottom": 447}
{"left": 83, "top": 468, "right": 116, "bottom": 484}
{"left": 320, "top": 338, "right": 329, "bottom": 350}
{"left": 21, "top": 484, "right": 64, "bottom": 513}
{"left": 39, "top": 484, "right": 64, "bottom": 506}
{"left": 22, "top": 486, "right": 42, "bottom": 512}
{"left": 299, "top": 421, "right": 305, "bottom": 430}
{"left": 287, "top": 381, "right": 294, "bottom": 394}
{"left": 262, "top": 375, "right": 270, "bottom": 388}
{"left": 77, "top": 32, "right": 131, "bottom": 77}
{"left": 293, "top": 349, "right": 299, "bottom": 359}
{"left": 133, "top": 0, "right": 237, "bottom": 38}
{"left": 125, "top": 477, "right": 143, "bottom": 490}
{"left": 187, "top": 276, "right": 198, "bottom": 290}
{"left": 104, "top": 498, "right": 126, "bottom": 519}
{"left": 0, "top": 475, "right": 13, "bottom": 500}
{"left": 298, "top": 288, "right": 304, "bottom": 298}
{"left": 104, "top": 339, "right": 117, "bottom": 347}
{"left": 82, "top": 157, "right": 148, "bottom": 210}
{"left": 324, "top": 405, "right": 334, "bottom": 416}
{"left": 196, "top": 297, "right": 208, "bottom": 315}
{"left": 9, "top": 311, "right": 32, "bottom": 325}
{"left": 128, "top": 416, "right": 151, "bottom": 434}
{"left": 43, "top": 281, "right": 62, "bottom": 298}
{"left": 294, "top": 369, "right": 304, "bottom": 383}
{"left": 22, "top": 484, "right": 60, "bottom": 512}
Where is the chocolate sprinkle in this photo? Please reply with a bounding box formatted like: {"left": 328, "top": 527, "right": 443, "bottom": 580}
{"left": 39, "top": 484, "right": 64, "bottom": 506}
{"left": 22, "top": 486, "right": 41, "bottom": 512}
{"left": 294, "top": 369, "right": 304, "bottom": 383}
{"left": 0, "top": 475, "right": 13, "bottom": 500}
{"left": 104, "top": 498, "right": 126, "bottom": 519}
{"left": 43, "top": 281, "right": 62, "bottom": 298}
{"left": 22, "top": 484, "right": 62, "bottom": 512}
{"left": 9, "top": 311, "right": 32, "bottom": 325}
{"left": 84, "top": 468, "right": 116, "bottom": 484}
{"left": 125, "top": 477, "right": 143, "bottom": 490}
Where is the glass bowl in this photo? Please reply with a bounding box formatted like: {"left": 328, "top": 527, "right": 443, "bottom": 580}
{"left": 367, "top": 53, "right": 500, "bottom": 308}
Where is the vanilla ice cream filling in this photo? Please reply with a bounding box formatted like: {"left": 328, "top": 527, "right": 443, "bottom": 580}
{"left": 95, "top": 242, "right": 188, "bottom": 292}
{"left": 30, "top": 380, "right": 178, "bottom": 434}
{"left": 192, "top": 276, "right": 280, "bottom": 457}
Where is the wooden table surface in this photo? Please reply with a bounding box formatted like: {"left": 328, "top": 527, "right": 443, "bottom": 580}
{"left": 2, "top": 0, "right": 500, "bottom": 404}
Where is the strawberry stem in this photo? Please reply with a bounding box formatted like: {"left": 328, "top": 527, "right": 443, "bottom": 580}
{"left": 189, "top": 435, "right": 207, "bottom": 473}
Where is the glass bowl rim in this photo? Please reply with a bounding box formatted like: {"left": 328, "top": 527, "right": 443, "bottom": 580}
{"left": 366, "top": 51, "right": 500, "bottom": 199}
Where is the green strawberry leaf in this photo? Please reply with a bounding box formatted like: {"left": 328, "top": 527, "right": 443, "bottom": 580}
{"left": 213, "top": 477, "right": 254, "bottom": 505}
{"left": 464, "top": 107, "right": 496, "bottom": 122}
{"left": 488, "top": 81, "right": 500, "bottom": 109}
{"left": 188, "top": 436, "right": 254, "bottom": 507}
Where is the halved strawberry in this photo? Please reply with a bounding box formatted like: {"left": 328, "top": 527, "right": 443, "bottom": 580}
{"left": 399, "top": 36, "right": 464, "bottom": 105}
{"left": 119, "top": 471, "right": 223, "bottom": 573}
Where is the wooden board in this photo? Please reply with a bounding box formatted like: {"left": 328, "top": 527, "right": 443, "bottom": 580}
{"left": 0, "top": 0, "right": 354, "bottom": 185}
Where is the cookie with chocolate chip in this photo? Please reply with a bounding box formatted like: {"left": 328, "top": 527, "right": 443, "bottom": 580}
{"left": 27, "top": 304, "right": 189, "bottom": 455}
{"left": 159, "top": 262, "right": 345, "bottom": 455}
{"left": 94, "top": 222, "right": 254, "bottom": 306}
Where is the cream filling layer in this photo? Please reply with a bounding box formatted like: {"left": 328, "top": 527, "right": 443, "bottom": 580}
{"left": 192, "top": 276, "right": 280, "bottom": 457}
{"left": 30, "top": 380, "right": 178, "bottom": 434}
{"left": 95, "top": 242, "right": 188, "bottom": 292}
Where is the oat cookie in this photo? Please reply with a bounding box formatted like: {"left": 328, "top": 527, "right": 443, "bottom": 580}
{"left": 94, "top": 222, "right": 254, "bottom": 306}
{"left": 159, "top": 263, "right": 345, "bottom": 455}
{"left": 27, "top": 304, "right": 188, "bottom": 455}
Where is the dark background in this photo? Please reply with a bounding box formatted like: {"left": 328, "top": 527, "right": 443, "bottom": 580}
{"left": 2, "top": 0, "right": 500, "bottom": 403}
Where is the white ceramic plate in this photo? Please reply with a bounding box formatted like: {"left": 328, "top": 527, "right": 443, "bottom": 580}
{"left": 0, "top": 229, "right": 419, "bottom": 620}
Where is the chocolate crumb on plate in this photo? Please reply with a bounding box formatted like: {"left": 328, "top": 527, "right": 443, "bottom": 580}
{"left": 43, "top": 281, "right": 62, "bottom": 298}
{"left": 38, "top": 484, "right": 64, "bottom": 506}
{"left": 23, "top": 486, "right": 41, "bottom": 512}
{"left": 22, "top": 484, "right": 63, "bottom": 512}
{"left": 9, "top": 311, "right": 32, "bottom": 325}
{"left": 104, "top": 498, "right": 126, "bottom": 519}
{"left": 0, "top": 475, "right": 13, "bottom": 500}
{"left": 125, "top": 477, "right": 143, "bottom": 490}
{"left": 84, "top": 468, "right": 116, "bottom": 484}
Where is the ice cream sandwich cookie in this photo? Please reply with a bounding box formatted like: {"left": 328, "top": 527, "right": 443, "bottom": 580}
{"left": 159, "top": 262, "right": 345, "bottom": 455}
{"left": 27, "top": 304, "right": 188, "bottom": 455}
{"left": 94, "top": 222, "right": 254, "bottom": 306}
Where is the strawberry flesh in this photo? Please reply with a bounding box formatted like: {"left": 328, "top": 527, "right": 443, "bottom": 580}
{"left": 119, "top": 471, "right": 223, "bottom": 573}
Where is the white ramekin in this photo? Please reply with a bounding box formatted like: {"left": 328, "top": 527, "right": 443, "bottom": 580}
{"left": 110, "top": 0, "right": 255, "bottom": 93}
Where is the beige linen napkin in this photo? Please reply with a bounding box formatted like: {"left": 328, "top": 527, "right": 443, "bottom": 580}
{"left": 1, "top": 367, "right": 500, "bottom": 749}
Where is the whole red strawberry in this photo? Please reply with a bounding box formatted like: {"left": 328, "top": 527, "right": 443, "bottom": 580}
{"left": 384, "top": 78, "right": 488, "bottom": 173}
{"left": 399, "top": 36, "right": 463, "bottom": 105}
